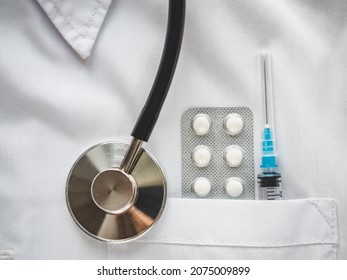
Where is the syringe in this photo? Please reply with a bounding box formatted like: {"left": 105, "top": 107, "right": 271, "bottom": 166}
{"left": 258, "top": 52, "right": 282, "bottom": 200}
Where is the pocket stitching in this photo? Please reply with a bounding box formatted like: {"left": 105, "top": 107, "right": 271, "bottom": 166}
{"left": 309, "top": 199, "right": 337, "bottom": 243}
{"left": 138, "top": 237, "right": 337, "bottom": 247}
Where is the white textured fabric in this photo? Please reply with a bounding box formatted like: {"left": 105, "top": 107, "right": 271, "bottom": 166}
{"left": 0, "top": 0, "right": 346, "bottom": 259}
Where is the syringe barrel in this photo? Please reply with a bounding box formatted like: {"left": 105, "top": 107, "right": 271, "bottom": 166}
{"left": 258, "top": 171, "right": 282, "bottom": 200}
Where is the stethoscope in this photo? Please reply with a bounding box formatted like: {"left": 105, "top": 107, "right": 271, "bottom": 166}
{"left": 66, "top": 0, "right": 185, "bottom": 242}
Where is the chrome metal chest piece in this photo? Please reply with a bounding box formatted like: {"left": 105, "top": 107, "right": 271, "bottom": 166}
{"left": 66, "top": 142, "right": 166, "bottom": 242}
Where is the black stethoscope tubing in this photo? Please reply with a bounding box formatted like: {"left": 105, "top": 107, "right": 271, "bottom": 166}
{"left": 132, "top": 0, "right": 185, "bottom": 142}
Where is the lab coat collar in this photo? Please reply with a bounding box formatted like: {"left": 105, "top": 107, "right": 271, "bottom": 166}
{"left": 36, "top": 0, "right": 112, "bottom": 59}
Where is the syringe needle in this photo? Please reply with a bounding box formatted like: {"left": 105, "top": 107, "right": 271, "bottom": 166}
{"left": 263, "top": 59, "right": 269, "bottom": 125}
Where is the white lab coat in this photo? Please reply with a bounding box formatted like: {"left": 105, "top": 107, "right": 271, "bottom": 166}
{"left": 0, "top": 0, "right": 345, "bottom": 259}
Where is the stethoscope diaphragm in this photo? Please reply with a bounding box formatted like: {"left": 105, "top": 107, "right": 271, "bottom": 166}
{"left": 66, "top": 141, "right": 166, "bottom": 242}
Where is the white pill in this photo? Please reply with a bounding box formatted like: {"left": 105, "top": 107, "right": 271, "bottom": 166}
{"left": 224, "top": 145, "right": 243, "bottom": 167}
{"left": 225, "top": 177, "right": 243, "bottom": 198}
{"left": 192, "top": 114, "right": 211, "bottom": 135}
{"left": 192, "top": 177, "right": 211, "bottom": 197}
{"left": 192, "top": 145, "right": 211, "bottom": 167}
{"left": 224, "top": 113, "right": 244, "bottom": 135}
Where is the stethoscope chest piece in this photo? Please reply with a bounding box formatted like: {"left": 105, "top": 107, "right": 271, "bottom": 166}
{"left": 66, "top": 141, "right": 166, "bottom": 242}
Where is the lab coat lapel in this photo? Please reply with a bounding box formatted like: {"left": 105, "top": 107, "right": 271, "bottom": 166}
{"left": 36, "top": 0, "right": 112, "bottom": 59}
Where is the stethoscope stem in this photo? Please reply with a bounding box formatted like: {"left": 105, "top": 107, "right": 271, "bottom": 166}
{"left": 119, "top": 138, "right": 144, "bottom": 174}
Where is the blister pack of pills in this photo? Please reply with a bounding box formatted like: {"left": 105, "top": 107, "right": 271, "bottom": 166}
{"left": 181, "top": 107, "right": 255, "bottom": 199}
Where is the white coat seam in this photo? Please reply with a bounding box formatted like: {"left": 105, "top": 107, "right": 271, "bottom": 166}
{"left": 84, "top": 0, "right": 102, "bottom": 40}
{"left": 47, "top": 0, "right": 78, "bottom": 35}
{"left": 331, "top": 200, "right": 335, "bottom": 241}
{"left": 330, "top": 202, "right": 337, "bottom": 259}
{"left": 107, "top": 243, "right": 112, "bottom": 259}
{"left": 47, "top": 0, "right": 103, "bottom": 40}
{"left": 308, "top": 199, "right": 335, "bottom": 233}
{"left": 137, "top": 238, "right": 338, "bottom": 247}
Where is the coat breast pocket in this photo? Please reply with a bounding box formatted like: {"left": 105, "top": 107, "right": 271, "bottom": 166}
{"left": 108, "top": 198, "right": 338, "bottom": 260}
